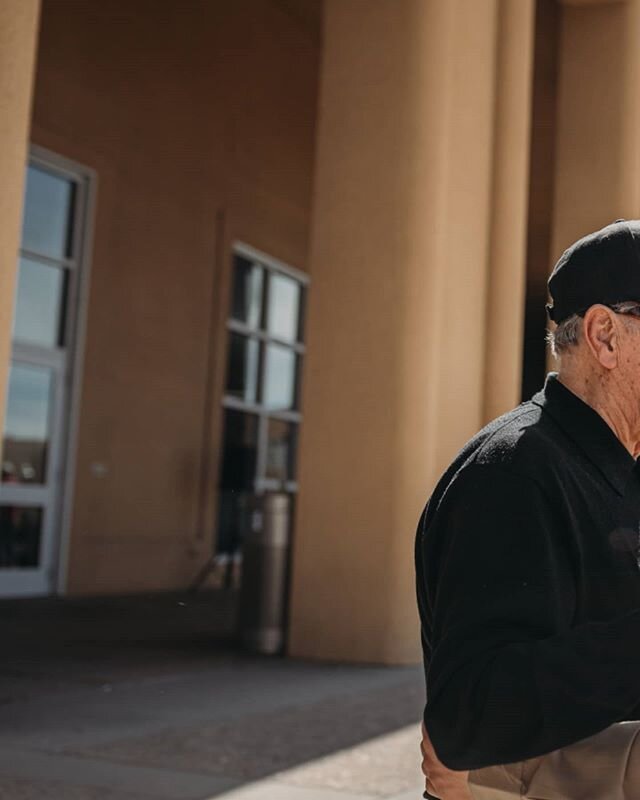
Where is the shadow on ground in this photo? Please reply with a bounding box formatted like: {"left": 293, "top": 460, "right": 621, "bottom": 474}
{"left": 0, "top": 591, "right": 425, "bottom": 799}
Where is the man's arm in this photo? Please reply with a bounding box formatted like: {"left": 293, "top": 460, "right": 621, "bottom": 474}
{"left": 420, "top": 721, "right": 472, "bottom": 800}
{"left": 419, "top": 464, "right": 640, "bottom": 770}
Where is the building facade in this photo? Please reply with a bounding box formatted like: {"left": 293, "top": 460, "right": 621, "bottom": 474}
{"left": 0, "top": 0, "right": 635, "bottom": 664}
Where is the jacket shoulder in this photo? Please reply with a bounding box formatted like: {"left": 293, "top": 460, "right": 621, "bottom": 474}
{"left": 430, "top": 400, "right": 560, "bottom": 503}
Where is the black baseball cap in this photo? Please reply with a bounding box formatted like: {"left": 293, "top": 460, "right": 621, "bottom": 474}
{"left": 546, "top": 219, "right": 640, "bottom": 324}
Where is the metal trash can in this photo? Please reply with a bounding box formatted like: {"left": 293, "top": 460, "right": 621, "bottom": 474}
{"left": 239, "top": 492, "right": 291, "bottom": 655}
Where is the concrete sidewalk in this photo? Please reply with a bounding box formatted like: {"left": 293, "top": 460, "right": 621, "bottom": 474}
{"left": 0, "top": 592, "right": 426, "bottom": 799}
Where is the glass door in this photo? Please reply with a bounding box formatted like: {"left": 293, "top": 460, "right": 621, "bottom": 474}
{"left": 0, "top": 154, "right": 89, "bottom": 597}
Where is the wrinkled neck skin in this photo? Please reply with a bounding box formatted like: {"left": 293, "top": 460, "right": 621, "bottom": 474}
{"left": 557, "top": 360, "right": 640, "bottom": 459}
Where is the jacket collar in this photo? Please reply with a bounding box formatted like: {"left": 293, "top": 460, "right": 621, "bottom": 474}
{"left": 531, "top": 372, "right": 637, "bottom": 496}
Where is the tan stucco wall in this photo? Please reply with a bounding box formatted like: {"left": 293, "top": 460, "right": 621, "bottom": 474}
{"left": 0, "top": 0, "right": 41, "bottom": 458}
{"left": 289, "top": 0, "right": 534, "bottom": 664}
{"left": 482, "top": 0, "right": 535, "bottom": 421}
{"left": 31, "top": 0, "right": 319, "bottom": 594}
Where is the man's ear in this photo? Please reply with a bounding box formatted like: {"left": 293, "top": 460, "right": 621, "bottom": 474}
{"left": 583, "top": 305, "right": 618, "bottom": 370}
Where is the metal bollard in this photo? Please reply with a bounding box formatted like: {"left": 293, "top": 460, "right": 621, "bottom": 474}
{"left": 239, "top": 492, "right": 291, "bottom": 655}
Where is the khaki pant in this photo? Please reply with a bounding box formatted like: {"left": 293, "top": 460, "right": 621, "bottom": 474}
{"left": 468, "top": 722, "right": 640, "bottom": 799}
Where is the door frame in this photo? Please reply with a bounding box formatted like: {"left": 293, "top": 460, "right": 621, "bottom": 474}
{"left": 13, "top": 144, "right": 97, "bottom": 596}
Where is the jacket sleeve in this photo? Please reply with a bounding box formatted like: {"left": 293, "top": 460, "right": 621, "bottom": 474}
{"left": 420, "top": 464, "right": 640, "bottom": 770}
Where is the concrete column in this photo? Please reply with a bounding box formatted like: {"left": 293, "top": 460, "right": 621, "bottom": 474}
{"left": 289, "top": 0, "right": 508, "bottom": 664}
{"left": 551, "top": 0, "right": 637, "bottom": 261}
{"left": 619, "top": 0, "right": 640, "bottom": 215}
{"left": 0, "top": 0, "right": 41, "bottom": 450}
{"left": 482, "top": 0, "right": 535, "bottom": 422}
{"left": 544, "top": 0, "right": 640, "bottom": 375}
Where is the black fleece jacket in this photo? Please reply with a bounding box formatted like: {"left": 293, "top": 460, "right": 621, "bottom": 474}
{"left": 415, "top": 372, "right": 640, "bottom": 770}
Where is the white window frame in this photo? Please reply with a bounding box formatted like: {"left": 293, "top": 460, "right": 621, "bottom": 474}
{"left": 222, "top": 242, "right": 309, "bottom": 495}
{"left": 26, "top": 144, "right": 97, "bottom": 595}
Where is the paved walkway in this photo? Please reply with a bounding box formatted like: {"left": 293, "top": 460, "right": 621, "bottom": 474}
{"left": 0, "top": 592, "right": 426, "bottom": 799}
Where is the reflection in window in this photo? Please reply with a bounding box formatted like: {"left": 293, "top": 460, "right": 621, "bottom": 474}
{"left": 263, "top": 343, "right": 297, "bottom": 411}
{"left": 0, "top": 506, "right": 42, "bottom": 567}
{"left": 267, "top": 272, "right": 300, "bottom": 342}
{"left": 217, "top": 410, "right": 259, "bottom": 553}
{"left": 219, "top": 249, "right": 306, "bottom": 555}
{"left": 266, "top": 419, "right": 296, "bottom": 482}
{"left": 231, "top": 256, "right": 263, "bottom": 329}
{"left": 226, "top": 333, "right": 259, "bottom": 404}
{"left": 2, "top": 364, "right": 53, "bottom": 484}
{"left": 21, "top": 166, "right": 74, "bottom": 260}
{"left": 218, "top": 410, "right": 259, "bottom": 491}
{"left": 13, "top": 258, "right": 66, "bottom": 348}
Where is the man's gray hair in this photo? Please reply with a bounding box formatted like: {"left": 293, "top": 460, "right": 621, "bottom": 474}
{"left": 547, "top": 300, "right": 640, "bottom": 358}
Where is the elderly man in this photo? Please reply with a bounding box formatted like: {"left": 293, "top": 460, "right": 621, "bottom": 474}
{"left": 415, "top": 219, "right": 640, "bottom": 800}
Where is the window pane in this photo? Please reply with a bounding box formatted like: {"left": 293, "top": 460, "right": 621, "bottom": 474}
{"left": 231, "top": 256, "right": 263, "bottom": 328}
{"left": 267, "top": 273, "right": 300, "bottom": 342}
{"left": 263, "top": 343, "right": 297, "bottom": 411}
{"left": 216, "top": 490, "right": 254, "bottom": 555}
{"left": 266, "top": 419, "right": 296, "bottom": 481}
{"left": 218, "top": 409, "right": 258, "bottom": 491}
{"left": 13, "top": 258, "right": 66, "bottom": 347}
{"left": 225, "top": 333, "right": 259, "bottom": 403}
{"left": 0, "top": 506, "right": 42, "bottom": 567}
{"left": 217, "top": 409, "right": 259, "bottom": 554}
{"left": 2, "top": 364, "right": 53, "bottom": 485}
{"left": 21, "top": 166, "right": 75, "bottom": 260}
